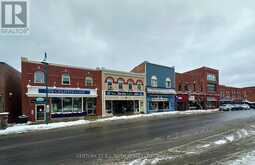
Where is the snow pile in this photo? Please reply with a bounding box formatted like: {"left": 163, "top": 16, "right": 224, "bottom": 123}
{"left": 0, "top": 109, "right": 218, "bottom": 136}
{"left": 128, "top": 156, "right": 173, "bottom": 165}
{"left": 0, "top": 120, "right": 90, "bottom": 135}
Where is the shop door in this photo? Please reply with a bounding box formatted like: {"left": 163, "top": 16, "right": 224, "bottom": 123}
{"left": 36, "top": 105, "right": 45, "bottom": 121}
{"left": 0, "top": 96, "right": 3, "bottom": 113}
{"left": 86, "top": 99, "right": 96, "bottom": 115}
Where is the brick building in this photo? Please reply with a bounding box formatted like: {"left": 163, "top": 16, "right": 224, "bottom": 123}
{"left": 21, "top": 57, "right": 102, "bottom": 122}
{"left": 244, "top": 87, "right": 255, "bottom": 102}
{"left": 176, "top": 67, "right": 220, "bottom": 110}
{"left": 219, "top": 85, "right": 247, "bottom": 103}
{"left": 0, "top": 62, "right": 21, "bottom": 122}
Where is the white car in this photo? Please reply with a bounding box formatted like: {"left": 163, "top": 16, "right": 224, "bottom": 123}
{"left": 241, "top": 104, "right": 250, "bottom": 110}
{"left": 219, "top": 104, "right": 233, "bottom": 111}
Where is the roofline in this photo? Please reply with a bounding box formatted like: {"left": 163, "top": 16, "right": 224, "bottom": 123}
{"left": 102, "top": 68, "right": 145, "bottom": 78}
{"left": 144, "top": 61, "right": 175, "bottom": 69}
{"left": 21, "top": 57, "right": 100, "bottom": 71}
{"left": 0, "top": 61, "right": 20, "bottom": 73}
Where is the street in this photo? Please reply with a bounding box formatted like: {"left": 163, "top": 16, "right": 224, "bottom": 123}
{"left": 1, "top": 110, "right": 255, "bottom": 165}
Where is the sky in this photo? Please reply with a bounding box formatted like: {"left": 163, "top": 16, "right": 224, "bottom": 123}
{"left": 0, "top": 0, "right": 255, "bottom": 87}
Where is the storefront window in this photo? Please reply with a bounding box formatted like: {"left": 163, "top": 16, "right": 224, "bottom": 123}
{"left": 106, "top": 101, "right": 112, "bottom": 114}
{"left": 73, "top": 98, "right": 82, "bottom": 112}
{"left": 63, "top": 97, "right": 73, "bottom": 112}
{"left": 51, "top": 97, "right": 62, "bottom": 113}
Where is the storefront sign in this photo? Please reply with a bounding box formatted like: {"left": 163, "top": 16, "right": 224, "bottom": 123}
{"left": 151, "top": 97, "right": 168, "bottom": 102}
{"left": 38, "top": 89, "right": 90, "bottom": 95}
{"left": 26, "top": 85, "right": 97, "bottom": 97}
{"left": 105, "top": 91, "right": 144, "bottom": 96}
{"left": 207, "top": 97, "right": 217, "bottom": 101}
{"left": 147, "top": 88, "right": 176, "bottom": 95}
{"left": 189, "top": 96, "right": 195, "bottom": 101}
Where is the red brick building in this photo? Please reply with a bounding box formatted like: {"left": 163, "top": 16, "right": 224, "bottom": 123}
{"left": 176, "top": 67, "right": 220, "bottom": 110}
{"left": 244, "top": 87, "right": 255, "bottom": 103}
{"left": 0, "top": 62, "right": 21, "bottom": 123}
{"left": 219, "top": 85, "right": 247, "bottom": 103}
{"left": 219, "top": 85, "right": 255, "bottom": 103}
{"left": 21, "top": 57, "right": 102, "bottom": 122}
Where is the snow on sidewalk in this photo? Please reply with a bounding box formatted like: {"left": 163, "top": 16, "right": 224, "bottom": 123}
{"left": 0, "top": 109, "right": 218, "bottom": 136}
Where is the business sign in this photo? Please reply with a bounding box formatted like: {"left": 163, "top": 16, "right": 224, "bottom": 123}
{"left": 147, "top": 88, "right": 176, "bottom": 95}
{"left": 151, "top": 97, "right": 168, "bottom": 102}
{"left": 39, "top": 88, "right": 91, "bottom": 95}
{"left": 189, "top": 96, "right": 195, "bottom": 101}
{"left": 105, "top": 91, "right": 144, "bottom": 96}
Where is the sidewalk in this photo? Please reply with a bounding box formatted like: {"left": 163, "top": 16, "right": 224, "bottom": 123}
{"left": 0, "top": 109, "right": 219, "bottom": 136}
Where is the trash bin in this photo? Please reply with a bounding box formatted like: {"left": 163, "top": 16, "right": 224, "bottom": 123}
{"left": 0, "top": 112, "right": 9, "bottom": 129}
{"left": 17, "top": 115, "right": 28, "bottom": 124}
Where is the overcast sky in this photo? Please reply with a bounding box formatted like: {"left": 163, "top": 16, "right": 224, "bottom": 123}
{"left": 0, "top": 0, "right": 255, "bottom": 87}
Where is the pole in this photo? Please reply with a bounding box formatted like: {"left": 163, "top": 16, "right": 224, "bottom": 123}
{"left": 42, "top": 52, "right": 49, "bottom": 124}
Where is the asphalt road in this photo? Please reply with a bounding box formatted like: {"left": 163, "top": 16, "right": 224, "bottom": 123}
{"left": 1, "top": 110, "right": 255, "bottom": 165}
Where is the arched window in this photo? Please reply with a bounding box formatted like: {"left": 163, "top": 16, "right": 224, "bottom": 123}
{"left": 166, "top": 78, "right": 171, "bottom": 88}
{"left": 62, "top": 73, "right": 70, "bottom": 85}
{"left": 128, "top": 80, "right": 133, "bottom": 91}
{"left": 151, "top": 75, "right": 157, "bottom": 87}
{"left": 34, "top": 71, "right": 45, "bottom": 83}
{"left": 106, "top": 78, "right": 113, "bottom": 90}
{"left": 118, "top": 79, "right": 124, "bottom": 90}
{"left": 137, "top": 80, "right": 143, "bottom": 91}
{"left": 85, "top": 76, "right": 93, "bottom": 86}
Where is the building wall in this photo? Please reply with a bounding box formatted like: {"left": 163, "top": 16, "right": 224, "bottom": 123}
{"left": 21, "top": 58, "right": 102, "bottom": 121}
{"left": 146, "top": 63, "right": 175, "bottom": 89}
{"left": 101, "top": 70, "right": 145, "bottom": 116}
{"left": 219, "top": 85, "right": 247, "bottom": 102}
{"left": 175, "top": 67, "right": 220, "bottom": 109}
{"left": 0, "top": 62, "right": 21, "bottom": 122}
{"left": 244, "top": 87, "right": 255, "bottom": 102}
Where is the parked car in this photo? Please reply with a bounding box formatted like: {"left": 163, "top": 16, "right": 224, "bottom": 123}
{"left": 219, "top": 104, "right": 233, "bottom": 111}
{"left": 232, "top": 104, "right": 244, "bottom": 111}
{"left": 241, "top": 104, "right": 250, "bottom": 110}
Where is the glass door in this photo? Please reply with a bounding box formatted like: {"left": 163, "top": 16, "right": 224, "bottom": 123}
{"left": 36, "top": 105, "right": 45, "bottom": 121}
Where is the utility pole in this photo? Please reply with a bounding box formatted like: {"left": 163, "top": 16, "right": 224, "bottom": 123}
{"left": 42, "top": 52, "right": 49, "bottom": 124}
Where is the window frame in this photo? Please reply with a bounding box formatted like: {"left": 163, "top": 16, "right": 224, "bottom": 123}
{"left": 85, "top": 76, "right": 93, "bottom": 87}
{"left": 62, "top": 73, "right": 71, "bottom": 85}
{"left": 165, "top": 77, "right": 171, "bottom": 88}
{"left": 151, "top": 75, "right": 157, "bottom": 87}
{"left": 34, "top": 71, "right": 45, "bottom": 84}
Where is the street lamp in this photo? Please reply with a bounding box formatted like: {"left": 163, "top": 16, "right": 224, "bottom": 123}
{"left": 42, "top": 52, "right": 49, "bottom": 124}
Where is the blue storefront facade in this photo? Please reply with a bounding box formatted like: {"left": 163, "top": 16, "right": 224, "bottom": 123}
{"left": 131, "top": 62, "right": 176, "bottom": 113}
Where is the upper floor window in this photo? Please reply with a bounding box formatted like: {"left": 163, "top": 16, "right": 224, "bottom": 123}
{"left": 165, "top": 78, "right": 171, "bottom": 88}
{"left": 137, "top": 81, "right": 143, "bottom": 91}
{"left": 106, "top": 78, "right": 113, "bottom": 90}
{"left": 85, "top": 76, "right": 93, "bottom": 86}
{"left": 128, "top": 80, "right": 133, "bottom": 91}
{"left": 208, "top": 83, "right": 216, "bottom": 92}
{"left": 62, "top": 73, "right": 70, "bottom": 85}
{"left": 118, "top": 79, "right": 124, "bottom": 90}
{"left": 34, "top": 71, "right": 45, "bottom": 83}
{"left": 151, "top": 75, "right": 157, "bottom": 87}
{"left": 207, "top": 74, "right": 216, "bottom": 81}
